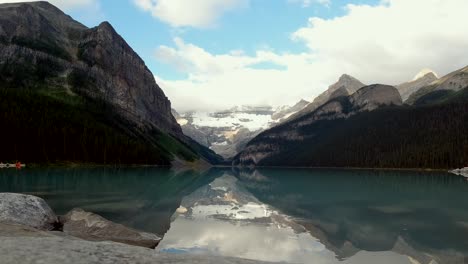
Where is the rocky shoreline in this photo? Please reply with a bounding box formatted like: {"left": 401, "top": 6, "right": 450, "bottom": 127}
{"left": 0, "top": 193, "right": 272, "bottom": 264}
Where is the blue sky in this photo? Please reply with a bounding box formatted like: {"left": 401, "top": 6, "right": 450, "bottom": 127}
{"left": 9, "top": 0, "right": 468, "bottom": 111}
{"left": 67, "top": 0, "right": 378, "bottom": 80}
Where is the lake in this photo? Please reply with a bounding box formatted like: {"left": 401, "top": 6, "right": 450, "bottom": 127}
{"left": 0, "top": 167, "right": 467, "bottom": 263}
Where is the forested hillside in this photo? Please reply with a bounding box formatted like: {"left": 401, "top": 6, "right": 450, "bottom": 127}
{"left": 0, "top": 88, "right": 202, "bottom": 165}
{"left": 234, "top": 88, "right": 468, "bottom": 169}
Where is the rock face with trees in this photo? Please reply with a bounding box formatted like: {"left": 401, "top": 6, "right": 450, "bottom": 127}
{"left": 0, "top": 2, "right": 222, "bottom": 165}
{"left": 234, "top": 68, "right": 468, "bottom": 169}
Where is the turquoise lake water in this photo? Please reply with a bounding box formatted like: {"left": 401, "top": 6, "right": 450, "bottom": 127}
{"left": 0, "top": 167, "right": 467, "bottom": 263}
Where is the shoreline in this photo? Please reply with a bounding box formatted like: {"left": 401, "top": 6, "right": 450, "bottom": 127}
{"left": 0, "top": 193, "right": 270, "bottom": 264}
{"left": 8, "top": 162, "right": 454, "bottom": 173}
{"left": 216, "top": 165, "right": 450, "bottom": 173}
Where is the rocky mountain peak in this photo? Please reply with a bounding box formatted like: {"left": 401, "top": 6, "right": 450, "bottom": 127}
{"left": 421, "top": 72, "right": 438, "bottom": 80}
{"left": 351, "top": 84, "right": 402, "bottom": 111}
{"left": 0, "top": 1, "right": 182, "bottom": 136}
{"left": 279, "top": 74, "right": 365, "bottom": 123}
{"left": 332, "top": 74, "right": 365, "bottom": 93}
{"left": 338, "top": 74, "right": 355, "bottom": 82}
{"left": 397, "top": 69, "right": 439, "bottom": 101}
{"left": 97, "top": 21, "right": 116, "bottom": 33}
{"left": 413, "top": 68, "right": 438, "bottom": 81}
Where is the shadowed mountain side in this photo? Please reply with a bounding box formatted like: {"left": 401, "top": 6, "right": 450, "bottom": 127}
{"left": 0, "top": 2, "right": 222, "bottom": 165}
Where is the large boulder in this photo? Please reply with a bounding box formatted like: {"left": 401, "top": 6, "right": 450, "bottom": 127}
{"left": 60, "top": 208, "right": 161, "bottom": 249}
{"left": 0, "top": 193, "right": 58, "bottom": 230}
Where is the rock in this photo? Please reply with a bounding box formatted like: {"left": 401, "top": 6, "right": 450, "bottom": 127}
{"left": 0, "top": 236, "right": 273, "bottom": 264}
{"left": 288, "top": 74, "right": 366, "bottom": 121}
{"left": 0, "top": 215, "right": 274, "bottom": 264}
{"left": 60, "top": 208, "right": 161, "bottom": 249}
{"left": 397, "top": 71, "right": 438, "bottom": 101}
{"left": 0, "top": 193, "right": 58, "bottom": 230}
{"left": 0, "top": 222, "right": 55, "bottom": 238}
{"left": 350, "top": 84, "right": 402, "bottom": 112}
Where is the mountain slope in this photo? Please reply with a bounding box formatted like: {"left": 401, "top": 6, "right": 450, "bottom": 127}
{"left": 234, "top": 84, "right": 403, "bottom": 166}
{"left": 396, "top": 71, "right": 438, "bottom": 101}
{"left": 233, "top": 82, "right": 468, "bottom": 169}
{"left": 406, "top": 65, "right": 468, "bottom": 104}
{"left": 271, "top": 99, "right": 309, "bottom": 122}
{"left": 0, "top": 2, "right": 221, "bottom": 165}
{"left": 287, "top": 74, "right": 365, "bottom": 121}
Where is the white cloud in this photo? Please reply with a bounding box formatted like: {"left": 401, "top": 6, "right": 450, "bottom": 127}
{"left": 0, "top": 0, "right": 98, "bottom": 10}
{"left": 156, "top": 38, "right": 327, "bottom": 112}
{"left": 157, "top": 0, "right": 468, "bottom": 111}
{"left": 292, "top": 0, "right": 468, "bottom": 84}
{"left": 133, "top": 0, "right": 248, "bottom": 28}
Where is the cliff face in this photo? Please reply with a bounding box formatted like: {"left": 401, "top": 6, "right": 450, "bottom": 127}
{"left": 0, "top": 2, "right": 224, "bottom": 165}
{"left": 234, "top": 85, "right": 402, "bottom": 166}
{"left": 0, "top": 1, "right": 181, "bottom": 136}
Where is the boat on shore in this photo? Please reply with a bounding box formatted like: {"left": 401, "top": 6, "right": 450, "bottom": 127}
{"left": 450, "top": 167, "right": 468, "bottom": 178}
{"left": 0, "top": 163, "right": 26, "bottom": 169}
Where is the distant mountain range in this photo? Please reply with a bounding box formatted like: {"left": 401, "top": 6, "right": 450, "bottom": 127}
{"left": 0, "top": 2, "right": 221, "bottom": 165}
{"left": 1, "top": 2, "right": 467, "bottom": 169}
{"left": 172, "top": 101, "right": 309, "bottom": 158}
{"left": 233, "top": 66, "right": 468, "bottom": 169}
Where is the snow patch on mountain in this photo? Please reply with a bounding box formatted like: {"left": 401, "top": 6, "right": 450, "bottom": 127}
{"left": 413, "top": 68, "right": 438, "bottom": 81}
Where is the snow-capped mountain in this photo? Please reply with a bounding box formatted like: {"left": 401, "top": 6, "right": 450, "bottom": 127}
{"left": 173, "top": 101, "right": 309, "bottom": 158}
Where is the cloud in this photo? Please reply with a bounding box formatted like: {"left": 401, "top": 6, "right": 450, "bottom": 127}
{"left": 133, "top": 0, "right": 248, "bottom": 28}
{"left": 157, "top": 0, "right": 468, "bottom": 112}
{"left": 156, "top": 38, "right": 325, "bottom": 112}
{"left": 292, "top": 0, "right": 468, "bottom": 84}
{"left": 0, "top": 0, "right": 99, "bottom": 10}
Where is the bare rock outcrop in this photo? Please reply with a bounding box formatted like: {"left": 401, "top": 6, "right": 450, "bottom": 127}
{"left": 350, "top": 84, "right": 402, "bottom": 112}
{"left": 60, "top": 208, "right": 161, "bottom": 249}
{"left": 0, "top": 193, "right": 58, "bottom": 230}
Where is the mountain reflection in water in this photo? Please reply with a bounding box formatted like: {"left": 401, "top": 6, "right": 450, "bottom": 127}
{"left": 159, "top": 169, "right": 468, "bottom": 264}
{"left": 1, "top": 167, "right": 467, "bottom": 263}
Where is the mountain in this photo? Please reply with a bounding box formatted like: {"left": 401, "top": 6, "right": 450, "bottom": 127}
{"left": 286, "top": 74, "right": 365, "bottom": 121}
{"left": 0, "top": 2, "right": 221, "bottom": 165}
{"left": 396, "top": 70, "right": 438, "bottom": 101}
{"left": 271, "top": 99, "right": 309, "bottom": 122}
{"left": 234, "top": 84, "right": 402, "bottom": 166}
{"left": 233, "top": 75, "right": 468, "bottom": 169}
{"left": 406, "top": 65, "right": 468, "bottom": 104}
{"left": 174, "top": 101, "right": 309, "bottom": 159}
